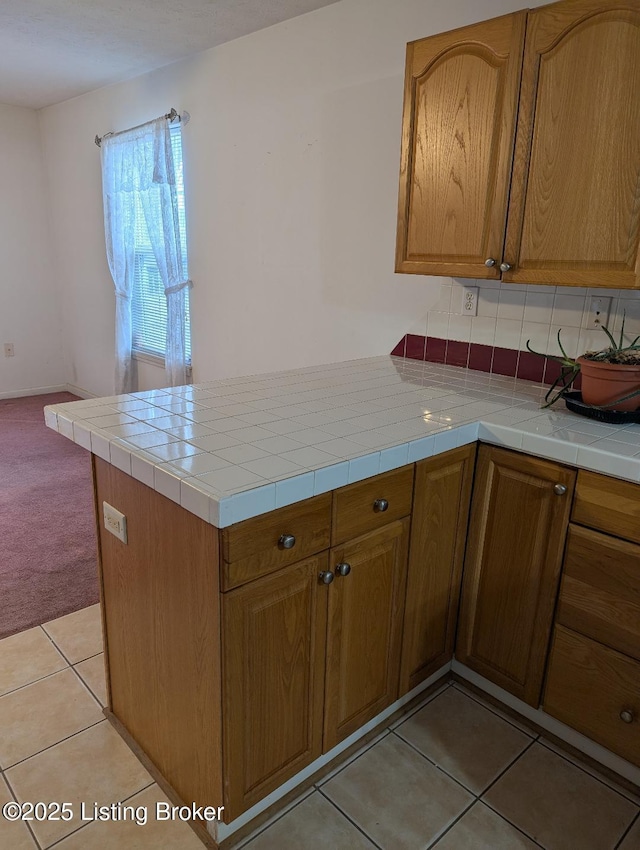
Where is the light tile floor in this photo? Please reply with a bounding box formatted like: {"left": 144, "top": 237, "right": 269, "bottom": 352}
{"left": 1, "top": 606, "right": 639, "bottom": 850}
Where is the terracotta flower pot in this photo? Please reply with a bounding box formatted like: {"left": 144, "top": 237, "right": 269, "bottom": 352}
{"left": 578, "top": 356, "right": 640, "bottom": 411}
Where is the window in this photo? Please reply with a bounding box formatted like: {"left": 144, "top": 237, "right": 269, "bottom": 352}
{"left": 131, "top": 126, "right": 191, "bottom": 364}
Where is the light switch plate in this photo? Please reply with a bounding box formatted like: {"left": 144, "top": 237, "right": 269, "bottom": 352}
{"left": 103, "top": 501, "right": 127, "bottom": 544}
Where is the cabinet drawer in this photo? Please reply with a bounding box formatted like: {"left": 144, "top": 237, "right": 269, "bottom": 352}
{"left": 557, "top": 525, "right": 640, "bottom": 661}
{"left": 544, "top": 626, "right": 640, "bottom": 768}
{"left": 221, "top": 493, "right": 331, "bottom": 590}
{"left": 331, "top": 465, "right": 414, "bottom": 546}
{"left": 573, "top": 471, "right": 640, "bottom": 545}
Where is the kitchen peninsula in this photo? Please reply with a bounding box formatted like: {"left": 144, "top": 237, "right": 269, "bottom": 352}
{"left": 45, "top": 355, "right": 640, "bottom": 846}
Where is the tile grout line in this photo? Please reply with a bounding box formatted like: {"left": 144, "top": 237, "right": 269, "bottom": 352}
{"left": 67, "top": 660, "right": 106, "bottom": 711}
{"left": 2, "top": 768, "right": 43, "bottom": 849}
{"left": 3, "top": 718, "right": 107, "bottom": 773}
{"left": 389, "top": 729, "right": 479, "bottom": 798}
{"left": 614, "top": 809, "right": 640, "bottom": 850}
{"left": 315, "top": 786, "right": 386, "bottom": 850}
{"left": 536, "top": 738, "right": 640, "bottom": 808}
{"left": 42, "top": 779, "right": 156, "bottom": 850}
{"left": 450, "top": 681, "right": 540, "bottom": 739}
{"left": 229, "top": 788, "right": 316, "bottom": 850}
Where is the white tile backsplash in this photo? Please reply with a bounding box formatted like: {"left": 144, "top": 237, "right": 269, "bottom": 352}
{"left": 428, "top": 279, "right": 640, "bottom": 356}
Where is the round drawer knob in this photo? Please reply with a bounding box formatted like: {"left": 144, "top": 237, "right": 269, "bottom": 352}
{"left": 373, "top": 498, "right": 389, "bottom": 513}
{"left": 500, "top": 262, "right": 512, "bottom": 272}
{"left": 335, "top": 562, "right": 351, "bottom": 577}
{"left": 484, "top": 258, "right": 496, "bottom": 267}
{"left": 278, "top": 533, "right": 296, "bottom": 550}
{"left": 553, "top": 483, "right": 567, "bottom": 496}
{"left": 620, "top": 709, "right": 635, "bottom": 724}
{"left": 319, "top": 570, "right": 334, "bottom": 585}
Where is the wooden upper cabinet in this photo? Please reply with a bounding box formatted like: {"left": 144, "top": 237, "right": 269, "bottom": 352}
{"left": 397, "top": 0, "right": 640, "bottom": 289}
{"left": 503, "top": 0, "right": 640, "bottom": 288}
{"left": 396, "top": 12, "right": 527, "bottom": 278}
{"left": 456, "top": 446, "right": 576, "bottom": 706}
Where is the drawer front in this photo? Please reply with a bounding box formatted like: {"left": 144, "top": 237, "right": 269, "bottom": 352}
{"left": 544, "top": 626, "right": 640, "bottom": 767}
{"left": 558, "top": 525, "right": 640, "bottom": 661}
{"left": 331, "top": 465, "right": 414, "bottom": 546}
{"left": 573, "top": 470, "right": 640, "bottom": 545}
{"left": 221, "top": 493, "right": 331, "bottom": 590}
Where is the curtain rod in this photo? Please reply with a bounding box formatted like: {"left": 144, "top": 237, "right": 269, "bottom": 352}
{"left": 94, "top": 108, "right": 187, "bottom": 147}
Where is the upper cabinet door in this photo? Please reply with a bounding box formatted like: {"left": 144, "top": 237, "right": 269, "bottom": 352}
{"left": 503, "top": 0, "right": 640, "bottom": 288}
{"left": 395, "top": 12, "right": 527, "bottom": 279}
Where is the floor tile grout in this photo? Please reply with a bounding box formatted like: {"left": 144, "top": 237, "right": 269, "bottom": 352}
{"left": 3, "top": 718, "right": 106, "bottom": 773}
{"left": 315, "top": 786, "right": 386, "bottom": 850}
{"left": 2, "top": 767, "right": 42, "bottom": 849}
{"left": 42, "top": 779, "right": 157, "bottom": 850}
{"left": 536, "top": 738, "right": 640, "bottom": 808}
{"left": 614, "top": 809, "right": 640, "bottom": 850}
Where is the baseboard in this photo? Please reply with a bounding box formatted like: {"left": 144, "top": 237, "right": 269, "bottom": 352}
{"left": 0, "top": 384, "right": 69, "bottom": 400}
{"left": 65, "top": 383, "right": 97, "bottom": 399}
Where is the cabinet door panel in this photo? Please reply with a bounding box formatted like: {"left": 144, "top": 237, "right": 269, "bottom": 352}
{"left": 324, "top": 520, "right": 409, "bottom": 750}
{"left": 400, "top": 445, "right": 476, "bottom": 693}
{"left": 456, "top": 446, "right": 575, "bottom": 706}
{"left": 504, "top": 1, "right": 640, "bottom": 288}
{"left": 396, "top": 12, "right": 526, "bottom": 278}
{"left": 222, "top": 554, "right": 328, "bottom": 819}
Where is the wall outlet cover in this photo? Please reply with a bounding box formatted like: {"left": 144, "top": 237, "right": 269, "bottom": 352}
{"left": 103, "top": 501, "right": 127, "bottom": 544}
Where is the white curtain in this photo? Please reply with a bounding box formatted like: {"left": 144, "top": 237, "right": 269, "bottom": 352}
{"left": 101, "top": 117, "right": 192, "bottom": 392}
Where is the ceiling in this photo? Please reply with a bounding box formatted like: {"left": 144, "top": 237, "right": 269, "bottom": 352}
{"left": 0, "top": 0, "right": 341, "bottom": 110}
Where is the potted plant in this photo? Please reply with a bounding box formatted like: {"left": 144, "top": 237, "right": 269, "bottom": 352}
{"left": 527, "top": 316, "right": 640, "bottom": 411}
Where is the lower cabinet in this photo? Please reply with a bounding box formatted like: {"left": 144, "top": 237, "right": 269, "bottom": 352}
{"left": 222, "top": 554, "right": 329, "bottom": 819}
{"left": 95, "top": 446, "right": 640, "bottom": 831}
{"left": 324, "top": 518, "right": 410, "bottom": 750}
{"left": 456, "top": 445, "right": 575, "bottom": 706}
{"left": 399, "top": 444, "right": 476, "bottom": 694}
{"left": 543, "top": 470, "right": 640, "bottom": 767}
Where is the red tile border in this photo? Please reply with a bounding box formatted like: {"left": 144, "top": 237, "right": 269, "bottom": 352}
{"left": 426, "top": 336, "right": 447, "bottom": 363}
{"left": 405, "top": 333, "right": 427, "bottom": 360}
{"left": 468, "top": 343, "right": 493, "bottom": 373}
{"left": 390, "top": 333, "right": 562, "bottom": 387}
{"left": 446, "top": 340, "right": 470, "bottom": 368}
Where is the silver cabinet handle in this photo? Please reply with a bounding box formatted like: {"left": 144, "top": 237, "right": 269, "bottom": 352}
{"left": 319, "top": 570, "right": 334, "bottom": 585}
{"left": 553, "top": 484, "right": 567, "bottom": 496}
{"left": 278, "top": 533, "right": 296, "bottom": 550}
{"left": 500, "top": 262, "right": 512, "bottom": 272}
{"left": 484, "top": 258, "right": 496, "bottom": 267}
{"left": 620, "top": 709, "right": 635, "bottom": 724}
{"left": 373, "top": 498, "right": 389, "bottom": 513}
{"left": 335, "top": 562, "right": 351, "bottom": 577}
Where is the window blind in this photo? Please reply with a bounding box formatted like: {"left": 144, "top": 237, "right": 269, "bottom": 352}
{"left": 131, "top": 126, "right": 191, "bottom": 362}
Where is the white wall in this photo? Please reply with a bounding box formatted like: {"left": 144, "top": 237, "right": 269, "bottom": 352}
{"left": 0, "top": 104, "right": 65, "bottom": 397}
{"left": 40, "top": 0, "right": 559, "bottom": 397}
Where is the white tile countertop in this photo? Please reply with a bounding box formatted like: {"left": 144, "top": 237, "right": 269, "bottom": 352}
{"left": 44, "top": 355, "right": 640, "bottom": 527}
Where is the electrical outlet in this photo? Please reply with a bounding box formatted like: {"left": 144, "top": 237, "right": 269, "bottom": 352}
{"left": 583, "top": 296, "right": 611, "bottom": 330}
{"left": 461, "top": 287, "right": 478, "bottom": 316}
{"left": 4, "top": 343, "right": 14, "bottom": 357}
{"left": 103, "top": 501, "right": 127, "bottom": 544}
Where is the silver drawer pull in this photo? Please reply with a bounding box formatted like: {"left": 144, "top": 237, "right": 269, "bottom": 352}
{"left": 278, "top": 533, "right": 296, "bottom": 550}
{"left": 335, "top": 562, "right": 351, "bottom": 577}
{"left": 620, "top": 709, "right": 635, "bottom": 724}
{"left": 319, "top": 570, "right": 334, "bottom": 585}
{"left": 553, "top": 484, "right": 567, "bottom": 496}
{"left": 373, "top": 498, "right": 389, "bottom": 513}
